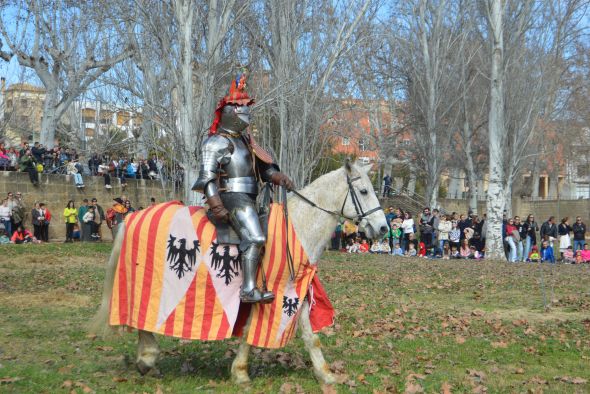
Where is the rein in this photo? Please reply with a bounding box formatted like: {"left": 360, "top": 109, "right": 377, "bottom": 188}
{"left": 289, "top": 175, "right": 382, "bottom": 224}
{"left": 279, "top": 173, "right": 382, "bottom": 281}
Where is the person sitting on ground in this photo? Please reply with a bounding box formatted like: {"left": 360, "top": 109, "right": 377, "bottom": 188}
{"left": 418, "top": 241, "right": 427, "bottom": 257}
{"left": 562, "top": 246, "right": 575, "bottom": 264}
{"left": 0, "top": 227, "right": 10, "bottom": 244}
{"left": 581, "top": 244, "right": 590, "bottom": 263}
{"left": 11, "top": 225, "right": 38, "bottom": 244}
{"left": 450, "top": 246, "right": 459, "bottom": 259}
{"left": 459, "top": 239, "right": 472, "bottom": 259}
{"left": 380, "top": 239, "right": 391, "bottom": 254}
{"left": 470, "top": 245, "right": 482, "bottom": 260}
{"left": 541, "top": 239, "right": 555, "bottom": 263}
{"left": 393, "top": 242, "right": 404, "bottom": 256}
{"left": 528, "top": 245, "right": 540, "bottom": 262}
{"left": 346, "top": 238, "right": 360, "bottom": 254}
{"left": 359, "top": 239, "right": 370, "bottom": 253}
{"left": 406, "top": 243, "right": 417, "bottom": 257}
{"left": 370, "top": 240, "right": 381, "bottom": 254}
{"left": 575, "top": 250, "right": 584, "bottom": 264}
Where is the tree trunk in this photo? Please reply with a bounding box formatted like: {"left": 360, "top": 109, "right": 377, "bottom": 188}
{"left": 407, "top": 170, "right": 416, "bottom": 196}
{"left": 531, "top": 158, "right": 540, "bottom": 199}
{"left": 40, "top": 88, "right": 59, "bottom": 147}
{"left": 485, "top": 0, "right": 506, "bottom": 259}
{"left": 174, "top": 0, "right": 197, "bottom": 205}
{"left": 425, "top": 173, "right": 439, "bottom": 209}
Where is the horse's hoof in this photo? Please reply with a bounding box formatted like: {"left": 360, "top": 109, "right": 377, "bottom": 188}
{"left": 321, "top": 372, "right": 337, "bottom": 385}
{"left": 137, "top": 360, "right": 154, "bottom": 376}
{"left": 232, "top": 372, "right": 251, "bottom": 385}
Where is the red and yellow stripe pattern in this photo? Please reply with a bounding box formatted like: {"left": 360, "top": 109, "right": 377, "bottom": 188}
{"left": 109, "top": 201, "right": 319, "bottom": 348}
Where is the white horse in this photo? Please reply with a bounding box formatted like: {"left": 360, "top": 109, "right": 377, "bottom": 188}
{"left": 91, "top": 161, "right": 388, "bottom": 386}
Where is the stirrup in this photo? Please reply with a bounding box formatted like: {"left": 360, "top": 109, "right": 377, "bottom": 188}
{"left": 240, "top": 287, "right": 275, "bottom": 304}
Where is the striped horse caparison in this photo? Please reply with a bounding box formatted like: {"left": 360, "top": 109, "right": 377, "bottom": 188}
{"left": 91, "top": 161, "right": 388, "bottom": 386}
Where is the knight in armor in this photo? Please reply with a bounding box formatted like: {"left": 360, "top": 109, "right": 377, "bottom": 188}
{"left": 192, "top": 72, "right": 294, "bottom": 304}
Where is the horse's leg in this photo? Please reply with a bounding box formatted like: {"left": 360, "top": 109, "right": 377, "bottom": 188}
{"left": 136, "top": 330, "right": 160, "bottom": 375}
{"left": 299, "top": 300, "right": 336, "bottom": 385}
{"left": 231, "top": 314, "right": 252, "bottom": 384}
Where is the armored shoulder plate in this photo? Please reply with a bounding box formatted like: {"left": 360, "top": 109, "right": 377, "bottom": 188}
{"left": 192, "top": 135, "right": 234, "bottom": 193}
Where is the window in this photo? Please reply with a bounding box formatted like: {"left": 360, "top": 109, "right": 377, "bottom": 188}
{"left": 577, "top": 164, "right": 590, "bottom": 178}
{"left": 342, "top": 137, "right": 350, "bottom": 146}
{"left": 359, "top": 137, "right": 367, "bottom": 151}
{"left": 576, "top": 184, "right": 590, "bottom": 199}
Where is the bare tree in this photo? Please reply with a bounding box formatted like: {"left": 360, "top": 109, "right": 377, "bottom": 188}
{"left": 0, "top": 0, "right": 135, "bottom": 148}
{"left": 392, "top": 0, "right": 470, "bottom": 208}
{"left": 250, "top": 0, "right": 372, "bottom": 187}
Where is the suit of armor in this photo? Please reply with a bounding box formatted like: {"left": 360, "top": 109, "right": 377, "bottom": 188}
{"left": 193, "top": 97, "right": 292, "bottom": 303}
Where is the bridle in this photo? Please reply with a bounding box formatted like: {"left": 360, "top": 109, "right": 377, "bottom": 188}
{"left": 288, "top": 174, "right": 382, "bottom": 224}
{"left": 280, "top": 173, "right": 383, "bottom": 281}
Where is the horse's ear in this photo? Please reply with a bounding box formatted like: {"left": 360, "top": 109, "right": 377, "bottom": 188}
{"left": 344, "top": 157, "right": 352, "bottom": 173}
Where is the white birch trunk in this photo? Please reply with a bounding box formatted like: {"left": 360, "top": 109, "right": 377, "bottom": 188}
{"left": 485, "top": 0, "right": 506, "bottom": 259}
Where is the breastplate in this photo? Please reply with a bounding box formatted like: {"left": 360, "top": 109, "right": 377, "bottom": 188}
{"left": 219, "top": 135, "right": 257, "bottom": 194}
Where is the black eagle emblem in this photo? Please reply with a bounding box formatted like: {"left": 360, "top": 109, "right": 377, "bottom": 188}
{"left": 282, "top": 296, "right": 299, "bottom": 317}
{"left": 167, "top": 235, "right": 200, "bottom": 279}
{"left": 210, "top": 242, "right": 242, "bottom": 285}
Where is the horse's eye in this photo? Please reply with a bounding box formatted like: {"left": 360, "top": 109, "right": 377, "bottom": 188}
{"left": 360, "top": 189, "right": 368, "bottom": 195}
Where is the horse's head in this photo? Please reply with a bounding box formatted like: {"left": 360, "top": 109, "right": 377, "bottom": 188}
{"left": 342, "top": 160, "right": 388, "bottom": 239}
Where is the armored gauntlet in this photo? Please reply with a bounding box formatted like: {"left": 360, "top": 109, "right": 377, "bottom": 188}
{"left": 207, "top": 195, "right": 229, "bottom": 223}
{"left": 271, "top": 172, "right": 295, "bottom": 190}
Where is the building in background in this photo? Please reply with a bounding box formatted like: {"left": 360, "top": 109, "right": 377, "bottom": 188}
{"left": 0, "top": 79, "right": 46, "bottom": 145}
{"left": 0, "top": 79, "right": 143, "bottom": 149}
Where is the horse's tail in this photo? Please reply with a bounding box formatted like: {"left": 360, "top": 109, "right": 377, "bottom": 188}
{"left": 88, "top": 223, "right": 125, "bottom": 337}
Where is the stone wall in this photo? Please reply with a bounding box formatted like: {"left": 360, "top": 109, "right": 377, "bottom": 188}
{"left": 0, "top": 171, "right": 180, "bottom": 241}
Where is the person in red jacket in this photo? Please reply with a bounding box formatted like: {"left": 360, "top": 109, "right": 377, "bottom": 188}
{"left": 10, "top": 225, "right": 37, "bottom": 244}
{"left": 359, "top": 239, "right": 370, "bottom": 253}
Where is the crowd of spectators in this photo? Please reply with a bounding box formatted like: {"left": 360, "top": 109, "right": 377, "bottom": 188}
{"left": 0, "top": 141, "right": 185, "bottom": 189}
{"left": 331, "top": 206, "right": 588, "bottom": 263}
{"left": 0, "top": 190, "right": 155, "bottom": 244}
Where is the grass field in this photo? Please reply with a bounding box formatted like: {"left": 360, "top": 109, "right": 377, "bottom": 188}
{"left": 2, "top": 243, "right": 590, "bottom": 393}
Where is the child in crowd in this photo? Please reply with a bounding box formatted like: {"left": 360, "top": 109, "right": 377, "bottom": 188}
{"left": 575, "top": 250, "right": 584, "bottom": 264}
{"left": 562, "top": 246, "right": 575, "bottom": 264}
{"left": 528, "top": 245, "right": 540, "bottom": 262}
{"left": 541, "top": 239, "right": 555, "bottom": 263}
{"left": 459, "top": 239, "right": 472, "bottom": 259}
{"left": 0, "top": 228, "right": 10, "bottom": 244}
{"left": 581, "top": 244, "right": 590, "bottom": 263}
{"left": 346, "top": 238, "right": 360, "bottom": 253}
{"left": 470, "top": 246, "right": 482, "bottom": 260}
{"left": 418, "top": 242, "right": 427, "bottom": 257}
{"left": 385, "top": 222, "right": 402, "bottom": 251}
{"left": 359, "top": 239, "right": 370, "bottom": 253}
{"left": 370, "top": 240, "right": 381, "bottom": 254}
{"left": 406, "top": 243, "right": 417, "bottom": 257}
{"left": 449, "top": 221, "right": 461, "bottom": 250}
{"left": 442, "top": 243, "right": 450, "bottom": 260}
{"left": 380, "top": 240, "right": 391, "bottom": 254}
{"left": 393, "top": 242, "right": 404, "bottom": 256}
{"left": 450, "top": 246, "right": 460, "bottom": 259}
